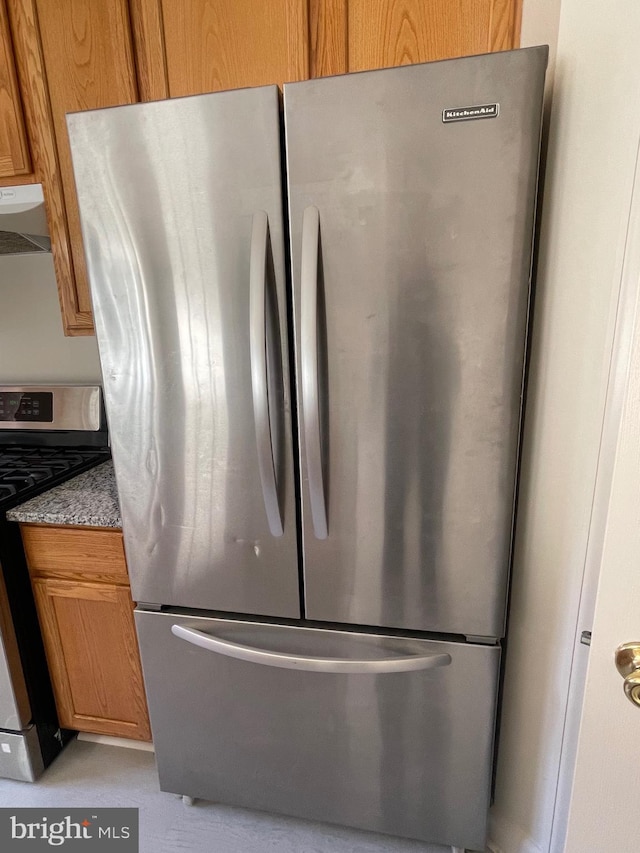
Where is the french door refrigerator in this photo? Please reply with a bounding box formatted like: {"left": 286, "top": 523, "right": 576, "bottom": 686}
{"left": 68, "top": 46, "right": 547, "bottom": 852}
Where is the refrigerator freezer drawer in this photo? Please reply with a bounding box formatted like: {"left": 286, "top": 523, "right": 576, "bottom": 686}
{"left": 135, "top": 610, "right": 501, "bottom": 851}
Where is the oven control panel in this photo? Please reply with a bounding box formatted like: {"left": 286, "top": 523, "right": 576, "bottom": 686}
{"left": 0, "top": 392, "right": 53, "bottom": 423}
{"left": 0, "top": 386, "right": 102, "bottom": 432}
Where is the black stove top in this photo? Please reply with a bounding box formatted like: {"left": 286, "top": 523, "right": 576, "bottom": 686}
{"left": 0, "top": 385, "right": 110, "bottom": 513}
{"left": 0, "top": 446, "right": 110, "bottom": 508}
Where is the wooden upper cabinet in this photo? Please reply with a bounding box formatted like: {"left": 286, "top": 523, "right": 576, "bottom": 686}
{"left": 2, "top": 0, "right": 521, "bottom": 336}
{"left": 132, "top": 0, "right": 310, "bottom": 100}
{"left": 135, "top": 0, "right": 521, "bottom": 99}
{"left": 315, "top": 0, "right": 521, "bottom": 76}
{"left": 0, "top": 0, "right": 30, "bottom": 177}
{"left": 34, "top": 0, "right": 139, "bottom": 333}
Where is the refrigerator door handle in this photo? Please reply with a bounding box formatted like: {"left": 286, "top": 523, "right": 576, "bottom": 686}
{"left": 301, "top": 205, "right": 328, "bottom": 539}
{"left": 250, "top": 210, "right": 283, "bottom": 537}
{"left": 171, "top": 624, "right": 452, "bottom": 673}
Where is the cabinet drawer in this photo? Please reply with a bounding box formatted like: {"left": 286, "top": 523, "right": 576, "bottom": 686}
{"left": 21, "top": 524, "right": 129, "bottom": 584}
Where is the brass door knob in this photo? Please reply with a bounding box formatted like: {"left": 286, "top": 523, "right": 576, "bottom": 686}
{"left": 615, "top": 643, "right": 640, "bottom": 706}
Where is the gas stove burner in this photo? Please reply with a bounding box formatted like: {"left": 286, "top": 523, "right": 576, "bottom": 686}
{"left": 0, "top": 469, "right": 50, "bottom": 491}
{"left": 0, "top": 445, "right": 110, "bottom": 508}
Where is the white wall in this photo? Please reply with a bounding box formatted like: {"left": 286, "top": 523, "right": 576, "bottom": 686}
{"left": 0, "top": 253, "right": 102, "bottom": 383}
{"left": 490, "top": 1, "right": 640, "bottom": 851}
{"left": 520, "top": 0, "right": 562, "bottom": 87}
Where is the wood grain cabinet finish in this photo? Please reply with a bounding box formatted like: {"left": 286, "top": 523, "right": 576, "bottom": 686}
{"left": 3, "top": 0, "right": 139, "bottom": 335}
{"left": 346, "top": 0, "right": 520, "bottom": 72}
{"left": 35, "top": 0, "right": 138, "bottom": 333}
{"left": 22, "top": 524, "right": 151, "bottom": 742}
{"left": 0, "top": 0, "right": 30, "bottom": 177}
{"left": 1, "top": 0, "right": 521, "bottom": 334}
{"left": 310, "top": 0, "right": 521, "bottom": 78}
{"left": 21, "top": 524, "right": 130, "bottom": 584}
{"left": 135, "top": 0, "right": 521, "bottom": 98}
{"left": 159, "top": 0, "right": 310, "bottom": 96}
{"left": 36, "top": 0, "right": 138, "bottom": 334}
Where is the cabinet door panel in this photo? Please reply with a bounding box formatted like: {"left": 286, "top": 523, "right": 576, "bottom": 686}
{"left": 347, "top": 0, "right": 520, "bottom": 72}
{"left": 309, "top": 0, "right": 348, "bottom": 78}
{"left": 33, "top": 578, "right": 151, "bottom": 741}
{"left": 6, "top": 0, "right": 76, "bottom": 333}
{"left": 0, "top": 0, "right": 30, "bottom": 176}
{"left": 129, "top": 0, "right": 168, "bottom": 101}
{"left": 161, "top": 0, "right": 309, "bottom": 95}
{"left": 34, "top": 0, "right": 138, "bottom": 326}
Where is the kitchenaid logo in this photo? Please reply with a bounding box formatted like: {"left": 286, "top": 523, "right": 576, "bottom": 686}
{"left": 442, "top": 103, "right": 500, "bottom": 122}
{"left": 0, "top": 809, "right": 138, "bottom": 850}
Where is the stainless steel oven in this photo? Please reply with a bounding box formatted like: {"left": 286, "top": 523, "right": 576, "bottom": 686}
{"left": 0, "top": 385, "right": 109, "bottom": 780}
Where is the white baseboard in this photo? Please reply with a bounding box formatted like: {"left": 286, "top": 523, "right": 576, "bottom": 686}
{"left": 76, "top": 732, "right": 155, "bottom": 753}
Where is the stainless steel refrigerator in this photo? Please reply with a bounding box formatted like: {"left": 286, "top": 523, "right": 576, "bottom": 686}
{"left": 68, "top": 46, "right": 547, "bottom": 852}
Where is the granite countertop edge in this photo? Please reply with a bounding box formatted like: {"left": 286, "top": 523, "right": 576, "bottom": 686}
{"left": 6, "top": 460, "right": 122, "bottom": 529}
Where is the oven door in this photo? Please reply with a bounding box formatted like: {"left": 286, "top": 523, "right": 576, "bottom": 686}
{"left": 0, "top": 568, "right": 31, "bottom": 732}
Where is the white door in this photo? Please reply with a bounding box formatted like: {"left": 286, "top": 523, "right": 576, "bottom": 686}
{"left": 563, "top": 143, "right": 640, "bottom": 851}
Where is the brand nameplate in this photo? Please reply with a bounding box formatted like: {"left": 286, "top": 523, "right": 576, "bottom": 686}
{"left": 442, "top": 103, "right": 500, "bottom": 123}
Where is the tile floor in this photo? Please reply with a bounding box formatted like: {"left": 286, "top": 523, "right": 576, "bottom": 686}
{"left": 0, "top": 738, "right": 459, "bottom": 853}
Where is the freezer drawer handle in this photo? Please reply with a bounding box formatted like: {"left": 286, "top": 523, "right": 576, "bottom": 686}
{"left": 171, "top": 624, "right": 452, "bottom": 673}
{"left": 250, "top": 210, "right": 283, "bottom": 537}
{"left": 301, "top": 205, "right": 328, "bottom": 539}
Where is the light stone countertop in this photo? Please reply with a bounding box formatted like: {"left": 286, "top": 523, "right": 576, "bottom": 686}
{"left": 7, "top": 460, "right": 122, "bottom": 528}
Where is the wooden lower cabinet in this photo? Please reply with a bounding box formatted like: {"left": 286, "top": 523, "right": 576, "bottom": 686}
{"left": 21, "top": 524, "right": 151, "bottom": 742}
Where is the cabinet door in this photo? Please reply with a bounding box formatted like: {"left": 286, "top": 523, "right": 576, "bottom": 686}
{"left": 132, "top": 0, "right": 309, "bottom": 100}
{"left": 33, "top": 0, "right": 139, "bottom": 335}
{"left": 0, "top": 0, "right": 30, "bottom": 177}
{"left": 347, "top": 0, "right": 520, "bottom": 72}
{"left": 32, "top": 578, "right": 151, "bottom": 741}
{"left": 310, "top": 0, "right": 521, "bottom": 78}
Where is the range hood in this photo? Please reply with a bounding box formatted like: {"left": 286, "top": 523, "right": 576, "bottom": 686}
{"left": 0, "top": 185, "right": 51, "bottom": 254}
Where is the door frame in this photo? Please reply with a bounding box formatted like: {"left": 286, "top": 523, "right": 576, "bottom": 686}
{"left": 549, "top": 125, "right": 640, "bottom": 852}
